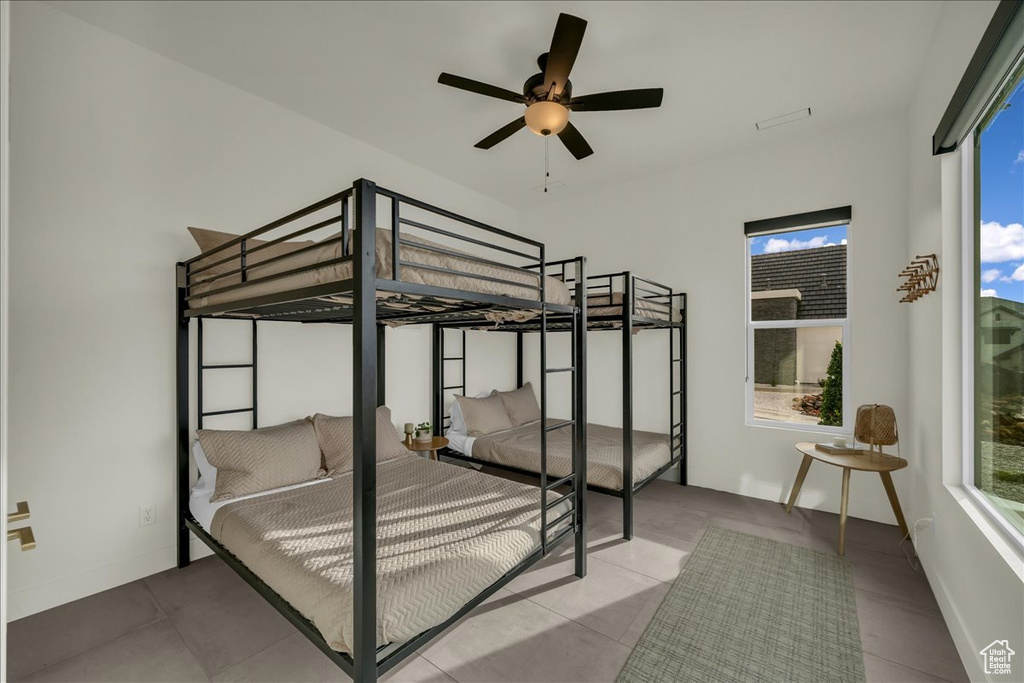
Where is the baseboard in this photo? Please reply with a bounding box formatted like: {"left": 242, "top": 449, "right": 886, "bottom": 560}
{"left": 6, "top": 538, "right": 213, "bottom": 621}
{"left": 920, "top": 560, "right": 985, "bottom": 681}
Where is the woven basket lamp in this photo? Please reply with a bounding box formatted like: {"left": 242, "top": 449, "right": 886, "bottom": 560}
{"left": 854, "top": 404, "right": 899, "bottom": 456}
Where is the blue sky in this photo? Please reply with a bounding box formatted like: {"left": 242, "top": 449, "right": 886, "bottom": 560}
{"left": 749, "top": 225, "right": 847, "bottom": 255}
{"left": 978, "top": 73, "right": 1023, "bottom": 303}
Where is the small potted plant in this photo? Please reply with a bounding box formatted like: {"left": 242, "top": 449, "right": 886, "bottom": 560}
{"left": 415, "top": 421, "right": 432, "bottom": 443}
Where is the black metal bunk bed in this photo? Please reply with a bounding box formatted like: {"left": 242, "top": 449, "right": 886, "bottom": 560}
{"left": 175, "top": 178, "right": 587, "bottom": 683}
{"left": 434, "top": 270, "right": 685, "bottom": 540}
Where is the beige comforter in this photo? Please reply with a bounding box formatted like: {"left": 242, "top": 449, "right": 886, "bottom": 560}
{"left": 581, "top": 292, "right": 682, "bottom": 324}
{"left": 190, "top": 228, "right": 571, "bottom": 316}
{"left": 209, "top": 454, "right": 569, "bottom": 653}
{"left": 471, "top": 420, "right": 672, "bottom": 491}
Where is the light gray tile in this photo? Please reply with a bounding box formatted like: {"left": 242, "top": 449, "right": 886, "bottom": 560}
{"left": 647, "top": 482, "right": 814, "bottom": 534}
{"left": 419, "top": 590, "right": 632, "bottom": 682}
{"left": 618, "top": 581, "right": 672, "bottom": 649}
{"left": 863, "top": 654, "right": 950, "bottom": 683}
{"left": 806, "top": 506, "right": 907, "bottom": 556}
{"left": 7, "top": 579, "right": 166, "bottom": 681}
{"left": 382, "top": 656, "right": 457, "bottom": 683}
{"left": 849, "top": 547, "right": 940, "bottom": 612}
{"left": 579, "top": 517, "right": 697, "bottom": 582}
{"left": 212, "top": 633, "right": 453, "bottom": 683}
{"left": 704, "top": 515, "right": 838, "bottom": 555}
{"left": 617, "top": 497, "right": 711, "bottom": 543}
{"left": 506, "top": 553, "right": 663, "bottom": 640}
{"left": 144, "top": 556, "right": 296, "bottom": 676}
{"left": 20, "top": 620, "right": 208, "bottom": 683}
{"left": 857, "top": 589, "right": 969, "bottom": 682}
{"left": 584, "top": 491, "right": 625, "bottom": 522}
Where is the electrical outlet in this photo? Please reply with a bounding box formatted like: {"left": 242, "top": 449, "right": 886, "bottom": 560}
{"left": 139, "top": 504, "right": 156, "bottom": 527}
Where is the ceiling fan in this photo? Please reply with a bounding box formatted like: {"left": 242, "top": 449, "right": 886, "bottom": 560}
{"left": 438, "top": 13, "right": 664, "bottom": 160}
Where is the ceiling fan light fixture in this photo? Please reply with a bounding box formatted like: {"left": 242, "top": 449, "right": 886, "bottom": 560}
{"left": 524, "top": 101, "right": 569, "bottom": 136}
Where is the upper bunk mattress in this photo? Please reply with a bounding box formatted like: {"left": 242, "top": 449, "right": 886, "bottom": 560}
{"left": 187, "top": 227, "right": 571, "bottom": 315}
{"left": 469, "top": 420, "right": 672, "bottom": 490}
{"left": 205, "top": 454, "right": 569, "bottom": 653}
{"left": 580, "top": 292, "right": 682, "bottom": 324}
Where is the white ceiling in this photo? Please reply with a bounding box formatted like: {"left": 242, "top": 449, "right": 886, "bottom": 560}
{"left": 45, "top": 1, "right": 942, "bottom": 208}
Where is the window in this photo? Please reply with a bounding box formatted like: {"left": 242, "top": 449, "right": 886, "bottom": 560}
{"left": 968, "top": 61, "right": 1024, "bottom": 537}
{"left": 745, "top": 218, "right": 850, "bottom": 432}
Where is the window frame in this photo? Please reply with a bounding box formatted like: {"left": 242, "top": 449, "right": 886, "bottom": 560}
{"left": 959, "top": 128, "right": 1024, "bottom": 552}
{"left": 744, "top": 222, "right": 852, "bottom": 434}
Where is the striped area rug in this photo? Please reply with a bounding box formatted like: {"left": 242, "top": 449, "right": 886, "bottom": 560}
{"left": 617, "top": 527, "right": 865, "bottom": 683}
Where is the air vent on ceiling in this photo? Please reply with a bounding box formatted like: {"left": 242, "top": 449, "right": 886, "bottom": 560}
{"left": 755, "top": 108, "right": 811, "bottom": 131}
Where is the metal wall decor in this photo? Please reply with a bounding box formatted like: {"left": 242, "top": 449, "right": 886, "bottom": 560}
{"left": 897, "top": 254, "right": 939, "bottom": 303}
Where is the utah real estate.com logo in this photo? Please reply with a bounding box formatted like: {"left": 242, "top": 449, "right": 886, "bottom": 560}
{"left": 979, "top": 640, "right": 1015, "bottom": 676}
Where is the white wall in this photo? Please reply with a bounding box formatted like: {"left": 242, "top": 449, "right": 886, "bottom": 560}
{"left": 7, "top": 1, "right": 517, "bottom": 619}
{"left": 522, "top": 111, "right": 911, "bottom": 525}
{"left": 903, "top": 2, "right": 1024, "bottom": 680}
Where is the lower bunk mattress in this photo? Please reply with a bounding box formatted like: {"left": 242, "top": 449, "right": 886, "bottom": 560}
{"left": 191, "top": 454, "right": 570, "bottom": 654}
{"left": 449, "top": 420, "right": 673, "bottom": 491}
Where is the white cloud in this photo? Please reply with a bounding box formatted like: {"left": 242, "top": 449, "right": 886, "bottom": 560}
{"left": 763, "top": 235, "right": 837, "bottom": 253}
{"left": 980, "top": 221, "right": 1024, "bottom": 263}
{"left": 981, "top": 288, "right": 998, "bottom": 297}
{"left": 840, "top": 238, "right": 848, "bottom": 245}
{"left": 1016, "top": 150, "right": 1024, "bottom": 164}
{"left": 1011, "top": 264, "right": 1024, "bottom": 282}
{"left": 982, "top": 268, "right": 1002, "bottom": 283}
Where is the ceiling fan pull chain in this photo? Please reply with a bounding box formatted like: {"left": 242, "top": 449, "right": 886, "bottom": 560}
{"left": 544, "top": 136, "right": 550, "bottom": 193}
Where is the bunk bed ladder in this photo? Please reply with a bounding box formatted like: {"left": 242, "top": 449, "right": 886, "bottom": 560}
{"left": 196, "top": 317, "right": 259, "bottom": 430}
{"left": 670, "top": 292, "right": 687, "bottom": 485}
{"left": 433, "top": 328, "right": 467, "bottom": 435}
{"left": 540, "top": 303, "right": 580, "bottom": 556}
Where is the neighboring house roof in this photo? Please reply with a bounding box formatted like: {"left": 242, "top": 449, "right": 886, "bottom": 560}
{"left": 978, "top": 296, "right": 1024, "bottom": 322}
{"left": 751, "top": 245, "right": 847, "bottom": 320}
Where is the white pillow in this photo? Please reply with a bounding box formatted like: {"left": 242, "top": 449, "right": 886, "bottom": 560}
{"left": 449, "top": 390, "right": 491, "bottom": 434}
{"left": 192, "top": 440, "right": 217, "bottom": 491}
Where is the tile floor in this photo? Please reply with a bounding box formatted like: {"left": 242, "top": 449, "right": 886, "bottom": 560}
{"left": 7, "top": 477, "right": 969, "bottom": 682}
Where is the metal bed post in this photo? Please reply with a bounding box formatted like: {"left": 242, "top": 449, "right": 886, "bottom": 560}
{"left": 432, "top": 324, "right": 443, "bottom": 436}
{"left": 252, "top": 320, "right": 259, "bottom": 427}
{"left": 352, "top": 178, "right": 379, "bottom": 683}
{"left": 377, "top": 324, "right": 386, "bottom": 407}
{"left": 176, "top": 269, "right": 191, "bottom": 569}
{"left": 573, "top": 257, "right": 588, "bottom": 578}
{"left": 539, "top": 308, "right": 548, "bottom": 551}
{"left": 621, "top": 274, "right": 634, "bottom": 540}
{"left": 197, "top": 318, "right": 204, "bottom": 429}
{"left": 516, "top": 332, "right": 524, "bottom": 389}
{"left": 680, "top": 293, "right": 688, "bottom": 485}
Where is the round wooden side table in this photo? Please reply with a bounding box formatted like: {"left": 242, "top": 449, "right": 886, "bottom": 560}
{"left": 785, "top": 441, "right": 909, "bottom": 556}
{"left": 405, "top": 436, "right": 449, "bottom": 461}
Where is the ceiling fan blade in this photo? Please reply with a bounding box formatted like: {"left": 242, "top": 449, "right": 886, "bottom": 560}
{"left": 438, "top": 73, "right": 525, "bottom": 103}
{"left": 474, "top": 117, "right": 528, "bottom": 149}
{"left": 544, "top": 13, "right": 587, "bottom": 99}
{"left": 557, "top": 121, "right": 593, "bottom": 160}
{"left": 568, "top": 88, "right": 664, "bottom": 112}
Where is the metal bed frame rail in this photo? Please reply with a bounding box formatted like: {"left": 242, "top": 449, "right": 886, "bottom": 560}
{"left": 434, "top": 270, "right": 687, "bottom": 540}
{"left": 175, "top": 178, "right": 587, "bottom": 682}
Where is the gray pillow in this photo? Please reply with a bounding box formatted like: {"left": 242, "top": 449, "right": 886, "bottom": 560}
{"left": 455, "top": 394, "right": 514, "bottom": 437}
{"left": 197, "top": 419, "right": 324, "bottom": 503}
{"left": 312, "top": 405, "right": 409, "bottom": 475}
{"left": 492, "top": 382, "right": 542, "bottom": 427}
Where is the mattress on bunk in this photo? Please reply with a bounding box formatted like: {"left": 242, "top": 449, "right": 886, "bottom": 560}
{"left": 470, "top": 420, "right": 672, "bottom": 491}
{"left": 580, "top": 292, "right": 682, "bottom": 324}
{"left": 207, "top": 453, "right": 570, "bottom": 654}
{"left": 188, "top": 227, "right": 571, "bottom": 314}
